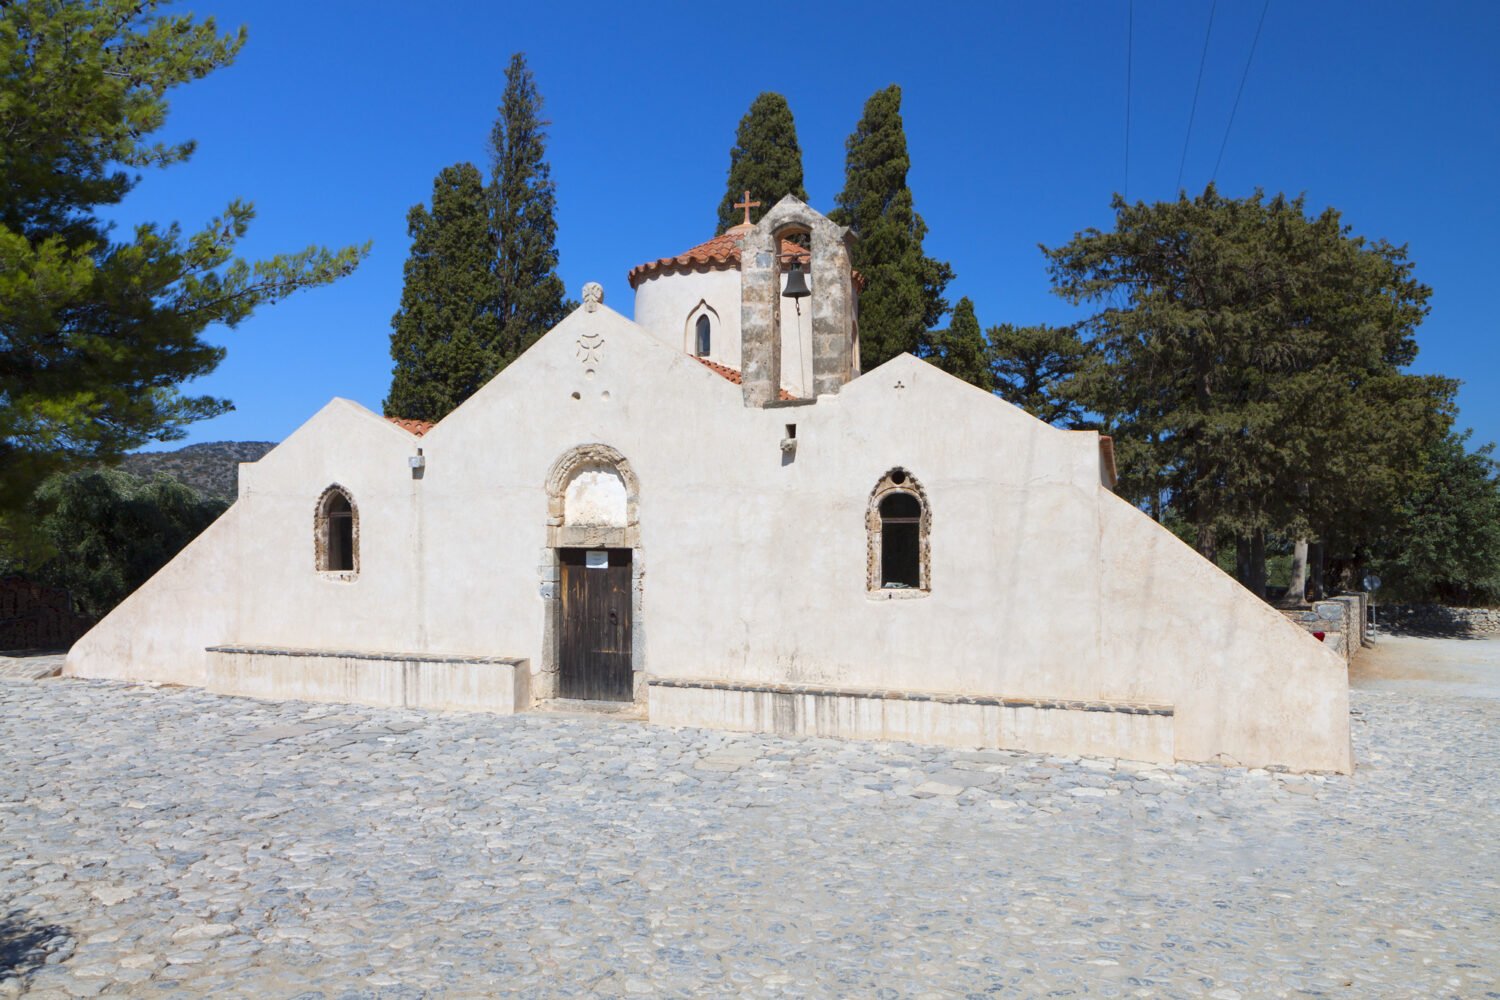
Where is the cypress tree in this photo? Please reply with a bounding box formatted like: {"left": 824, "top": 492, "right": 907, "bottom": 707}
{"left": 385, "top": 164, "right": 500, "bottom": 421}
{"left": 715, "top": 92, "right": 809, "bottom": 232}
{"left": 831, "top": 85, "right": 953, "bottom": 369}
{"left": 489, "top": 53, "right": 569, "bottom": 365}
{"left": 925, "top": 297, "right": 991, "bottom": 389}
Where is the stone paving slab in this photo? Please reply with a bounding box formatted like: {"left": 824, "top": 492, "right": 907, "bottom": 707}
{"left": 0, "top": 674, "right": 1497, "bottom": 997}
{"left": 0, "top": 655, "right": 64, "bottom": 681}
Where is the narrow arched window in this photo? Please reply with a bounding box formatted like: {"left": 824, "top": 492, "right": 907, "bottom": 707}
{"left": 695, "top": 314, "right": 711, "bottom": 357}
{"left": 316, "top": 486, "right": 358, "bottom": 575}
{"left": 879, "top": 493, "right": 922, "bottom": 588}
{"left": 867, "top": 469, "right": 930, "bottom": 595}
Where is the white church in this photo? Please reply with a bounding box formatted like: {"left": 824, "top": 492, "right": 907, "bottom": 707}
{"left": 66, "top": 196, "right": 1353, "bottom": 773}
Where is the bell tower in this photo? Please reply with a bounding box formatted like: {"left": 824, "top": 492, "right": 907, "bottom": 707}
{"left": 738, "top": 195, "right": 859, "bottom": 407}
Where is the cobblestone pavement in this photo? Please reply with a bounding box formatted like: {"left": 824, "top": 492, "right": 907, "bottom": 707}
{"left": 2, "top": 670, "right": 1498, "bottom": 998}
{"left": 0, "top": 656, "right": 63, "bottom": 682}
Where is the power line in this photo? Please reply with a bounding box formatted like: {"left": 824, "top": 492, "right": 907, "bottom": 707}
{"left": 1211, "top": 0, "right": 1272, "bottom": 184}
{"left": 1124, "top": 0, "right": 1134, "bottom": 200}
{"left": 1175, "top": 0, "right": 1218, "bottom": 194}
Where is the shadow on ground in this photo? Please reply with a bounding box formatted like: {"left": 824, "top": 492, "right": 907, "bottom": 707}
{"left": 1381, "top": 622, "right": 1490, "bottom": 639}
{"left": 0, "top": 909, "right": 71, "bottom": 984}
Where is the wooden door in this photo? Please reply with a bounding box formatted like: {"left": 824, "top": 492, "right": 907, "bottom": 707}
{"left": 559, "top": 548, "right": 634, "bottom": 701}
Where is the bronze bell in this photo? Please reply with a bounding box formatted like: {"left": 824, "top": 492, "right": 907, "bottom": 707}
{"left": 782, "top": 261, "right": 811, "bottom": 299}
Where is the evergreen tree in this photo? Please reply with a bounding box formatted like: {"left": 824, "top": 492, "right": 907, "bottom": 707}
{"left": 831, "top": 85, "right": 953, "bottom": 369}
{"left": 987, "top": 323, "right": 1089, "bottom": 426}
{"left": 715, "top": 92, "right": 808, "bottom": 232}
{"left": 385, "top": 164, "right": 500, "bottom": 421}
{"left": 489, "top": 53, "right": 569, "bottom": 365}
{"left": 30, "top": 467, "right": 226, "bottom": 619}
{"left": 925, "top": 297, "right": 991, "bottom": 389}
{"left": 1370, "top": 432, "right": 1500, "bottom": 604}
{"left": 1045, "top": 186, "right": 1454, "bottom": 594}
{"left": 0, "top": 0, "right": 365, "bottom": 533}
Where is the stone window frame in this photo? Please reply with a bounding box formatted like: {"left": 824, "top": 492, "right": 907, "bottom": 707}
{"left": 866, "top": 468, "right": 931, "bottom": 599}
{"left": 314, "top": 484, "right": 359, "bottom": 581}
{"left": 684, "top": 300, "right": 718, "bottom": 359}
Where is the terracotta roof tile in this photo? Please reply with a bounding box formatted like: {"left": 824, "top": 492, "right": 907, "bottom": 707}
{"left": 628, "top": 223, "right": 811, "bottom": 288}
{"left": 693, "top": 356, "right": 796, "bottom": 401}
{"left": 386, "top": 416, "right": 435, "bottom": 437}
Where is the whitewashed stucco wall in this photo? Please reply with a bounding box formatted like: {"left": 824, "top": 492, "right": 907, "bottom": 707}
{"left": 631, "top": 267, "right": 817, "bottom": 397}
{"left": 68, "top": 303, "right": 1350, "bottom": 772}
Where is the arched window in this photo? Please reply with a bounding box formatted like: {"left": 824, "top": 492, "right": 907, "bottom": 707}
{"left": 867, "top": 469, "right": 930, "bottom": 595}
{"left": 315, "top": 486, "right": 358, "bottom": 575}
{"left": 695, "top": 314, "right": 711, "bottom": 357}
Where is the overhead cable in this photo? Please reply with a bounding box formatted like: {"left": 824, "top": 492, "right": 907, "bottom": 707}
{"left": 1211, "top": 0, "right": 1272, "bottom": 184}
{"left": 1175, "top": 0, "right": 1219, "bottom": 194}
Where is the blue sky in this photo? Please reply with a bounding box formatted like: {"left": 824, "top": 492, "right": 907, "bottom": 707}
{"left": 121, "top": 1, "right": 1500, "bottom": 450}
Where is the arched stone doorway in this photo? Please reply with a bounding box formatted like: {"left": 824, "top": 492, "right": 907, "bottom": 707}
{"left": 540, "top": 445, "right": 644, "bottom": 702}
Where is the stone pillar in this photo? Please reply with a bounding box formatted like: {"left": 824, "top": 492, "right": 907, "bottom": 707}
{"left": 739, "top": 227, "right": 781, "bottom": 408}
{"left": 810, "top": 228, "right": 854, "bottom": 397}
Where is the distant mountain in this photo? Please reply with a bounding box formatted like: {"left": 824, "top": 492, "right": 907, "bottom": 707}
{"left": 120, "top": 441, "right": 277, "bottom": 501}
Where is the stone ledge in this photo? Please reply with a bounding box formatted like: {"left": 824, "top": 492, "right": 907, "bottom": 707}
{"left": 206, "top": 647, "right": 530, "bottom": 714}
{"left": 206, "top": 645, "right": 524, "bottom": 666}
{"left": 647, "top": 676, "right": 1173, "bottom": 717}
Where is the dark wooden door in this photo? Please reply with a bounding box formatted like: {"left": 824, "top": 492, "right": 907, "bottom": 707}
{"left": 559, "top": 548, "right": 633, "bottom": 701}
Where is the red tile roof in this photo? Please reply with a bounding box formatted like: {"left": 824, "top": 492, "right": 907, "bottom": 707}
{"left": 694, "top": 356, "right": 796, "bottom": 401}
{"left": 1098, "top": 434, "right": 1117, "bottom": 490}
{"left": 386, "top": 416, "right": 435, "bottom": 437}
{"left": 628, "top": 223, "right": 811, "bottom": 288}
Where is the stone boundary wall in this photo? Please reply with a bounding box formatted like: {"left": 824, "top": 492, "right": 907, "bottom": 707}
{"left": 1281, "top": 593, "right": 1367, "bottom": 665}
{"left": 1380, "top": 604, "right": 1500, "bottom": 635}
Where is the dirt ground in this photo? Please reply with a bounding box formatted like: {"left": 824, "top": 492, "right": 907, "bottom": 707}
{"left": 1352, "top": 630, "right": 1500, "bottom": 700}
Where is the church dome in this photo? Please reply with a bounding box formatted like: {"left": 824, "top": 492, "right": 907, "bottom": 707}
{"left": 626, "top": 223, "right": 809, "bottom": 289}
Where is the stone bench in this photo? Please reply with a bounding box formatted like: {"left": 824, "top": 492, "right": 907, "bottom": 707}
{"left": 206, "top": 645, "right": 529, "bottom": 714}
{"left": 647, "top": 677, "right": 1175, "bottom": 763}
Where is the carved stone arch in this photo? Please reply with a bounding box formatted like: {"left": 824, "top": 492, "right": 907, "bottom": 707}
{"left": 314, "top": 483, "right": 359, "bottom": 579}
{"left": 545, "top": 443, "right": 641, "bottom": 549}
{"left": 866, "top": 467, "right": 931, "bottom": 597}
{"left": 684, "top": 299, "right": 719, "bottom": 356}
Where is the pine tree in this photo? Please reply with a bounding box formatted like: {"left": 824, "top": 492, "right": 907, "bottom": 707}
{"left": 831, "top": 85, "right": 953, "bottom": 370}
{"left": 0, "top": 0, "right": 364, "bottom": 533}
{"left": 987, "top": 322, "right": 1089, "bottom": 426}
{"left": 715, "top": 93, "right": 808, "bottom": 232}
{"left": 489, "top": 53, "right": 569, "bottom": 365}
{"left": 385, "top": 164, "right": 500, "bottom": 421}
{"left": 1045, "top": 186, "right": 1455, "bottom": 594}
{"left": 925, "top": 297, "right": 991, "bottom": 389}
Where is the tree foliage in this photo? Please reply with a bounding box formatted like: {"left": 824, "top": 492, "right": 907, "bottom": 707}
{"left": 715, "top": 92, "right": 808, "bottom": 232}
{"left": 987, "top": 322, "right": 1089, "bottom": 426}
{"left": 488, "top": 52, "right": 569, "bottom": 364}
{"left": 924, "top": 297, "right": 990, "bottom": 389}
{"left": 0, "top": 0, "right": 366, "bottom": 528}
{"left": 28, "top": 467, "right": 225, "bottom": 619}
{"left": 384, "top": 164, "right": 500, "bottom": 421}
{"left": 831, "top": 85, "right": 952, "bottom": 370}
{"left": 1045, "top": 186, "right": 1454, "bottom": 592}
{"left": 1369, "top": 433, "right": 1500, "bottom": 604}
{"left": 384, "top": 53, "right": 568, "bottom": 422}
